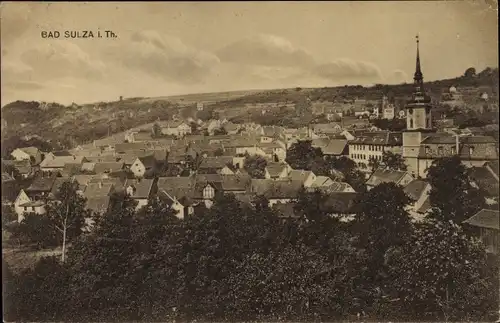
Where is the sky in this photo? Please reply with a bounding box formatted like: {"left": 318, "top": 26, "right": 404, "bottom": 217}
{"left": 1, "top": 1, "right": 498, "bottom": 106}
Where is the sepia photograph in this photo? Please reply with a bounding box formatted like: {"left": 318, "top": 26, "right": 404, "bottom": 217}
{"left": 1, "top": 1, "right": 499, "bottom": 322}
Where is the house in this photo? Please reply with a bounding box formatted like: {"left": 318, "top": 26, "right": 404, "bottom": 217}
{"left": 93, "top": 162, "right": 125, "bottom": 176}
{"left": 193, "top": 178, "right": 222, "bottom": 209}
{"left": 468, "top": 166, "right": 499, "bottom": 203}
{"left": 157, "top": 176, "right": 196, "bottom": 219}
{"left": 463, "top": 209, "right": 499, "bottom": 254}
{"left": 366, "top": 168, "right": 414, "bottom": 190}
{"left": 265, "top": 162, "right": 291, "bottom": 180}
{"left": 86, "top": 196, "right": 111, "bottom": 215}
{"left": 309, "top": 181, "right": 355, "bottom": 193}
{"left": 223, "top": 122, "right": 241, "bottom": 135}
{"left": 321, "top": 192, "right": 359, "bottom": 219}
{"left": 403, "top": 179, "right": 432, "bottom": 222}
{"left": 349, "top": 131, "right": 403, "bottom": 172}
{"left": 198, "top": 157, "right": 235, "bottom": 175}
{"left": 250, "top": 179, "right": 303, "bottom": 207}
{"left": 272, "top": 202, "right": 302, "bottom": 222}
{"left": 59, "top": 163, "right": 84, "bottom": 177}
{"left": 2, "top": 159, "right": 33, "bottom": 178}
{"left": 84, "top": 155, "right": 120, "bottom": 163}
{"left": 161, "top": 121, "right": 192, "bottom": 137}
{"left": 221, "top": 174, "right": 251, "bottom": 194}
{"left": 124, "top": 178, "right": 155, "bottom": 210}
{"left": 288, "top": 170, "right": 317, "bottom": 188}
{"left": 115, "top": 142, "right": 148, "bottom": 153}
{"left": 207, "top": 119, "right": 222, "bottom": 135}
{"left": 311, "top": 123, "right": 342, "bottom": 135}
{"left": 14, "top": 189, "right": 46, "bottom": 222}
{"left": 25, "top": 176, "right": 58, "bottom": 200}
{"left": 11, "top": 147, "right": 42, "bottom": 165}
{"left": 130, "top": 155, "right": 157, "bottom": 178}
{"left": 309, "top": 176, "right": 335, "bottom": 188}
{"left": 258, "top": 142, "right": 287, "bottom": 162}
{"left": 321, "top": 139, "right": 349, "bottom": 157}
{"left": 40, "top": 155, "right": 85, "bottom": 172}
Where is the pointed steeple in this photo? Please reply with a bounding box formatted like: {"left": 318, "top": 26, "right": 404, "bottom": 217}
{"left": 413, "top": 34, "right": 423, "bottom": 86}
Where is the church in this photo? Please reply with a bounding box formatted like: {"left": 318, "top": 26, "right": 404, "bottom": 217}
{"left": 402, "top": 36, "right": 498, "bottom": 178}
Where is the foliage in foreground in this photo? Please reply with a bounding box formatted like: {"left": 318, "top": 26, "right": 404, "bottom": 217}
{"left": 3, "top": 188, "right": 498, "bottom": 322}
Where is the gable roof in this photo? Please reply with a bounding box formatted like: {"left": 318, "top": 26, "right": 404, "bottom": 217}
{"left": 403, "top": 179, "right": 429, "bottom": 202}
{"left": 322, "top": 192, "right": 359, "bottom": 213}
{"left": 115, "top": 142, "right": 148, "bottom": 153}
{"left": 83, "top": 182, "right": 114, "bottom": 198}
{"left": 485, "top": 160, "right": 499, "bottom": 178}
{"left": 366, "top": 168, "right": 411, "bottom": 187}
{"left": 321, "top": 139, "right": 348, "bottom": 155}
{"left": 463, "top": 209, "right": 499, "bottom": 230}
{"left": 265, "top": 162, "right": 289, "bottom": 178}
{"left": 221, "top": 174, "right": 251, "bottom": 191}
{"left": 288, "top": 170, "right": 314, "bottom": 183}
{"left": 124, "top": 178, "right": 155, "bottom": 199}
{"left": 26, "top": 176, "right": 58, "bottom": 192}
{"left": 349, "top": 131, "right": 403, "bottom": 146}
{"left": 309, "top": 176, "right": 334, "bottom": 188}
{"left": 40, "top": 155, "right": 85, "bottom": 169}
{"left": 311, "top": 181, "right": 354, "bottom": 193}
{"left": 49, "top": 177, "right": 72, "bottom": 198}
{"left": 93, "top": 162, "right": 124, "bottom": 174}
{"left": 86, "top": 196, "right": 111, "bottom": 214}
{"left": 59, "top": 163, "right": 83, "bottom": 177}
{"left": 137, "top": 155, "right": 157, "bottom": 168}
{"left": 199, "top": 156, "right": 233, "bottom": 169}
{"left": 468, "top": 166, "right": 499, "bottom": 197}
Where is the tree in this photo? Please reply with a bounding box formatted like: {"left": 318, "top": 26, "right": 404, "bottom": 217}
{"left": 389, "top": 219, "right": 498, "bottom": 321}
{"left": 244, "top": 154, "right": 267, "bottom": 179}
{"left": 286, "top": 140, "right": 323, "bottom": 170}
{"left": 213, "top": 127, "right": 227, "bottom": 135}
{"left": 353, "top": 183, "right": 412, "bottom": 271}
{"left": 381, "top": 151, "right": 407, "bottom": 171}
{"left": 463, "top": 67, "right": 477, "bottom": 78}
{"left": 426, "top": 156, "right": 485, "bottom": 223}
{"left": 152, "top": 122, "right": 162, "bottom": 138}
{"left": 45, "top": 181, "right": 89, "bottom": 262}
{"left": 368, "top": 156, "right": 381, "bottom": 173}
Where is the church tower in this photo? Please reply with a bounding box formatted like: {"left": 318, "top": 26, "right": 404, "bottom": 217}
{"left": 402, "top": 35, "right": 435, "bottom": 177}
{"left": 406, "top": 35, "right": 432, "bottom": 130}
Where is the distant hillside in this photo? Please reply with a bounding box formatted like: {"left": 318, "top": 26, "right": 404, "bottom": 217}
{"left": 1, "top": 67, "right": 497, "bottom": 149}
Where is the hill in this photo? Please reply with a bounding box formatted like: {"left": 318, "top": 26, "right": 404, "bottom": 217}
{"left": 1, "top": 67, "right": 498, "bottom": 151}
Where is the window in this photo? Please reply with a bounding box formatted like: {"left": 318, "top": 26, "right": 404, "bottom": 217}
{"left": 425, "top": 146, "right": 430, "bottom": 154}
{"left": 469, "top": 146, "right": 475, "bottom": 155}
{"left": 409, "top": 119, "right": 414, "bottom": 128}
{"left": 438, "top": 146, "right": 443, "bottom": 155}
{"left": 24, "top": 206, "right": 27, "bottom": 211}
{"left": 451, "top": 146, "right": 456, "bottom": 155}
{"left": 203, "top": 185, "right": 215, "bottom": 199}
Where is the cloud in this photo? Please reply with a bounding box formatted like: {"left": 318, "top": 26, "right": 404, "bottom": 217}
{"left": 20, "top": 42, "right": 105, "bottom": 80}
{"left": 313, "top": 59, "right": 383, "bottom": 82}
{"left": 390, "top": 69, "right": 409, "bottom": 84}
{"left": 0, "top": 3, "right": 33, "bottom": 46}
{"left": 109, "top": 30, "right": 220, "bottom": 84}
{"left": 2, "top": 81, "right": 45, "bottom": 91}
{"left": 216, "top": 34, "right": 316, "bottom": 67}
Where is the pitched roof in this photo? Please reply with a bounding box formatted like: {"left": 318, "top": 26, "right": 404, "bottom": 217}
{"left": 251, "top": 179, "right": 303, "bottom": 199}
{"left": 321, "top": 139, "right": 348, "bottom": 155}
{"left": 124, "top": 178, "right": 155, "bottom": 199}
{"left": 157, "top": 176, "right": 195, "bottom": 191}
{"left": 115, "top": 142, "right": 148, "bottom": 153}
{"left": 265, "top": 162, "right": 289, "bottom": 178}
{"left": 199, "top": 156, "right": 233, "bottom": 169}
{"left": 137, "top": 155, "right": 157, "bottom": 168}
{"left": 40, "top": 155, "right": 85, "bottom": 168}
{"left": 84, "top": 155, "right": 119, "bottom": 163}
{"left": 288, "top": 170, "right": 314, "bottom": 183}
{"left": 7, "top": 159, "right": 32, "bottom": 174}
{"left": 195, "top": 173, "right": 223, "bottom": 184}
{"left": 26, "top": 176, "right": 57, "bottom": 192}
{"left": 81, "top": 162, "right": 96, "bottom": 172}
{"left": 366, "top": 168, "right": 410, "bottom": 187}
{"left": 2, "top": 172, "right": 15, "bottom": 183}
{"left": 485, "top": 160, "right": 499, "bottom": 178}
{"left": 60, "top": 163, "right": 83, "bottom": 177}
{"left": 262, "top": 126, "right": 284, "bottom": 137}
{"left": 17, "top": 146, "right": 40, "bottom": 158}
{"left": 93, "top": 162, "right": 124, "bottom": 174}
{"left": 221, "top": 174, "right": 251, "bottom": 191}
{"left": 349, "top": 131, "right": 403, "bottom": 146}
{"left": 403, "top": 179, "right": 429, "bottom": 202}
{"left": 86, "top": 196, "right": 111, "bottom": 214}
{"left": 309, "top": 176, "right": 333, "bottom": 188}
{"left": 312, "top": 181, "right": 353, "bottom": 193}
{"left": 50, "top": 177, "right": 72, "bottom": 198}
{"left": 463, "top": 209, "right": 499, "bottom": 230}
{"left": 468, "top": 166, "right": 499, "bottom": 197}
{"left": 72, "top": 175, "right": 95, "bottom": 187}
{"left": 272, "top": 202, "right": 300, "bottom": 218}
{"left": 83, "top": 182, "right": 114, "bottom": 198}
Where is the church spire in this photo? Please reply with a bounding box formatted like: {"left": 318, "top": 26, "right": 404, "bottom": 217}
{"left": 413, "top": 34, "right": 423, "bottom": 86}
